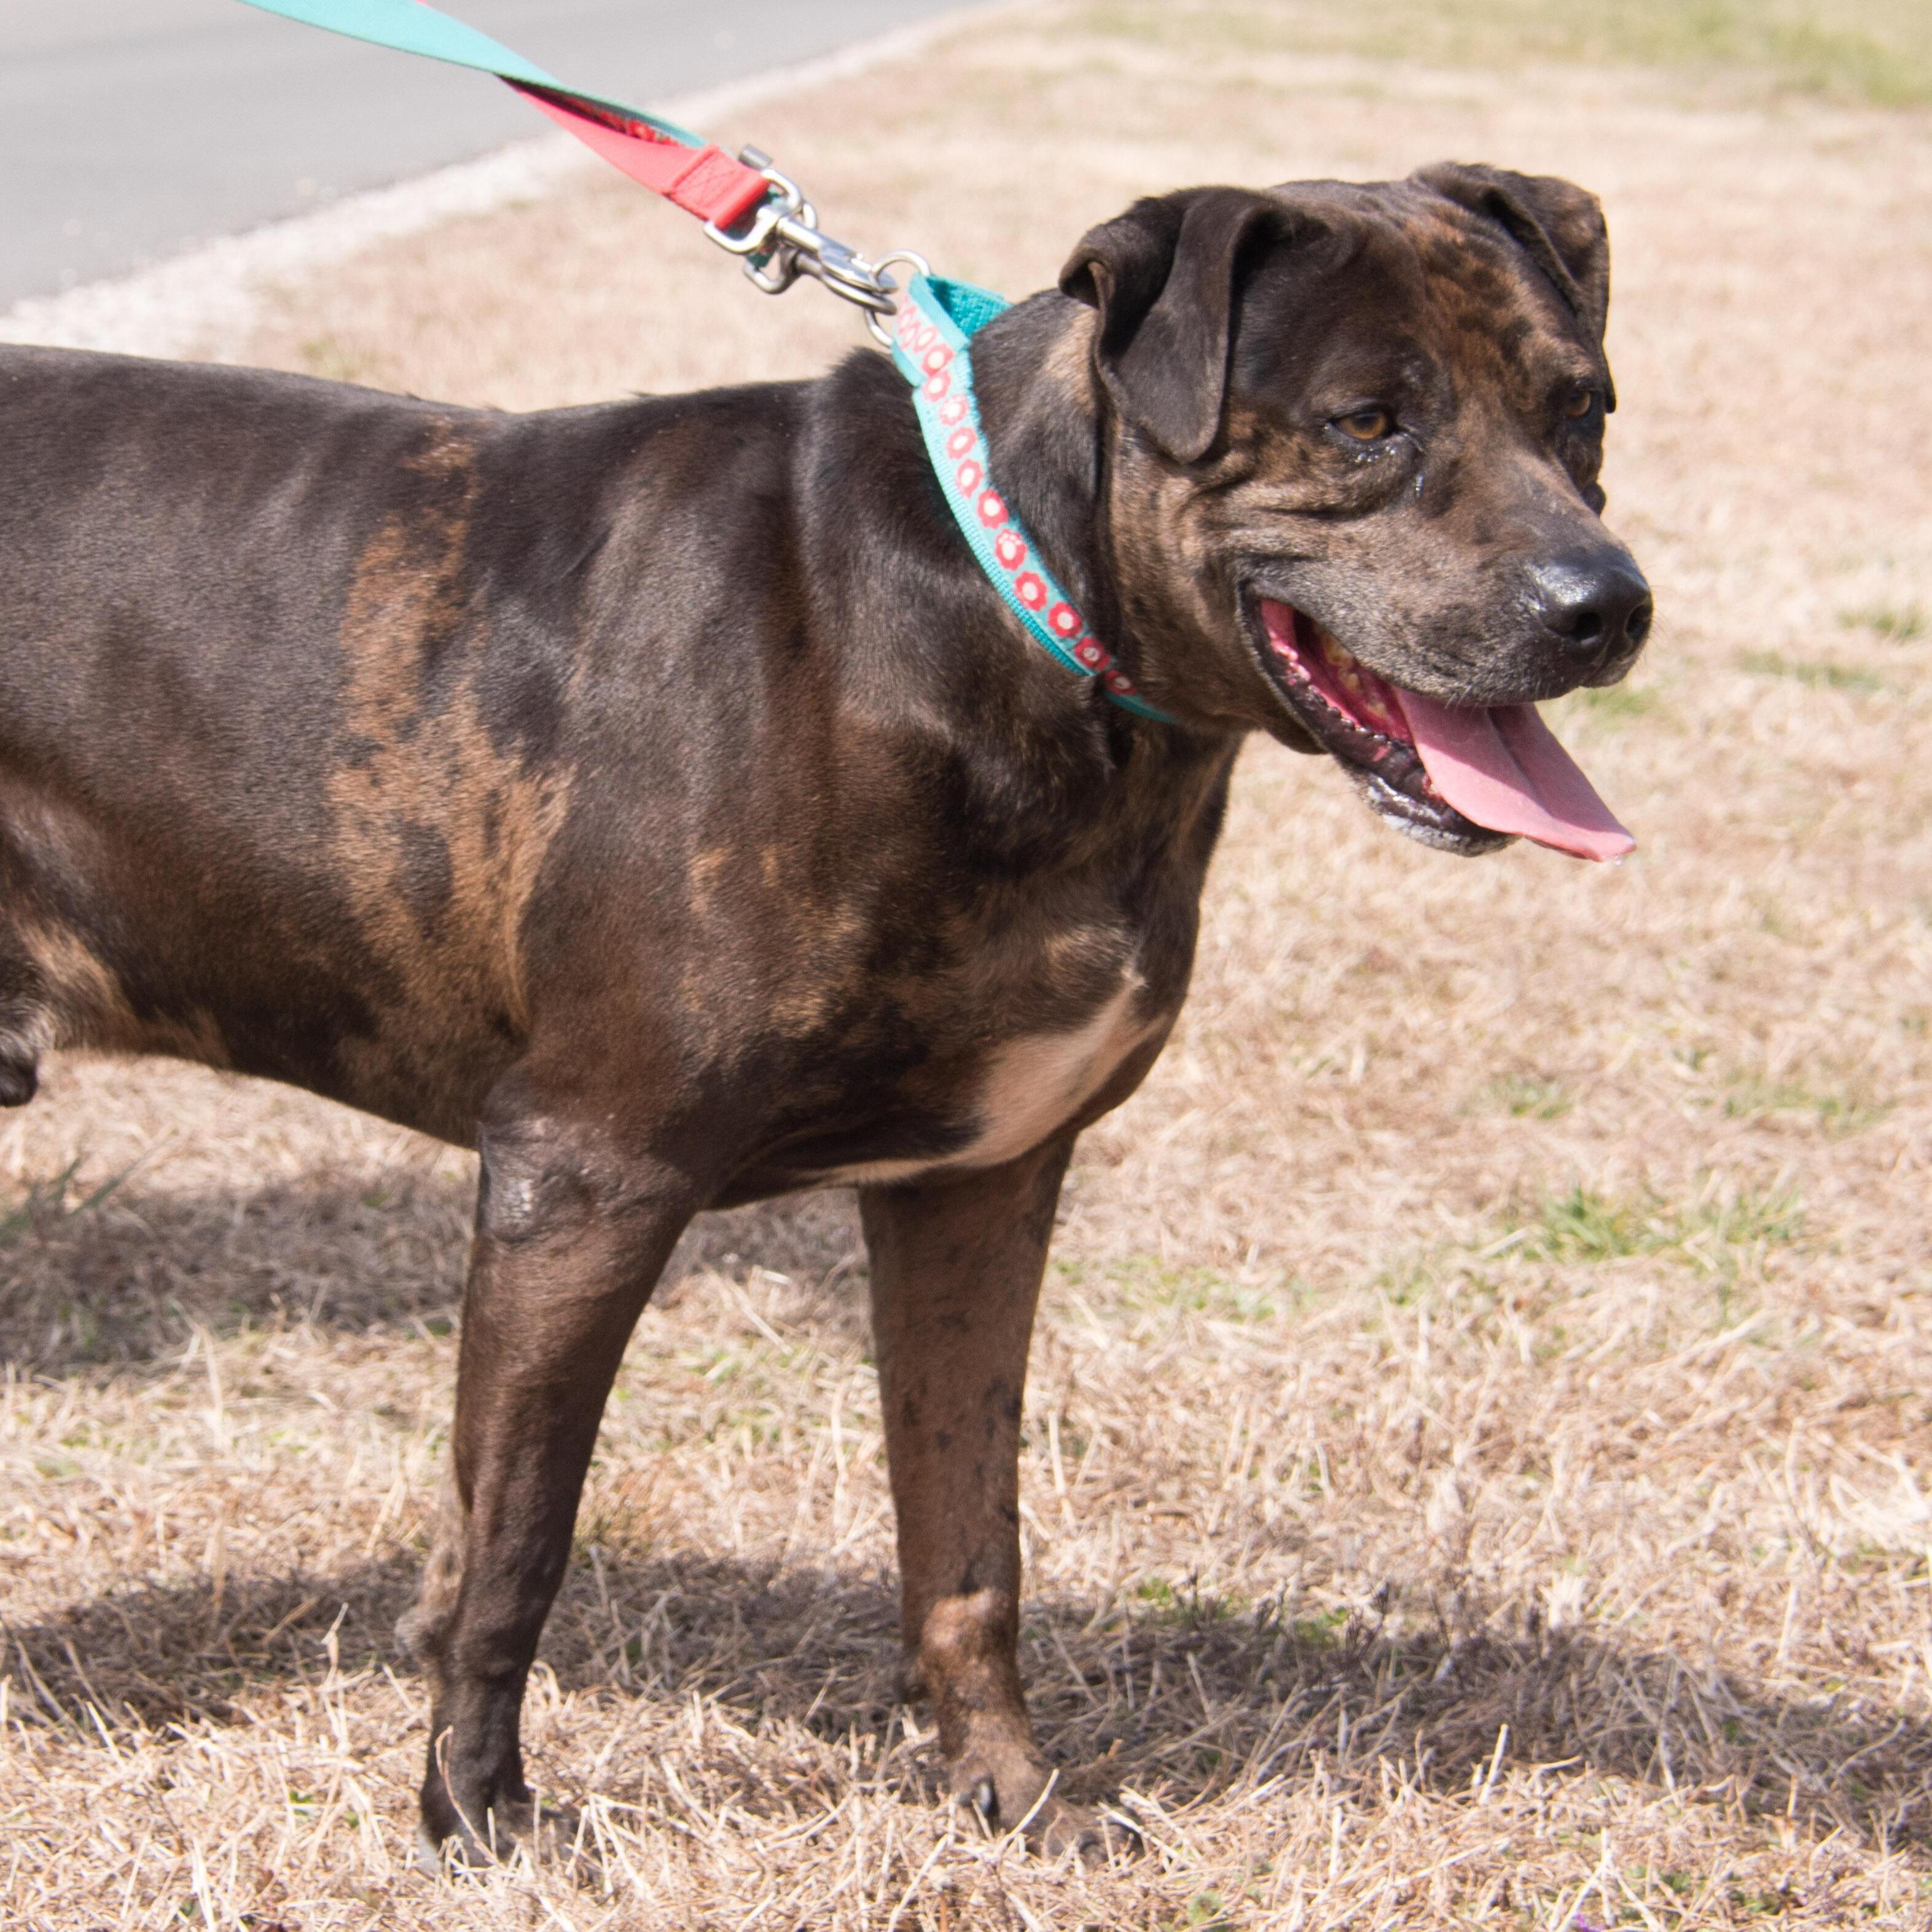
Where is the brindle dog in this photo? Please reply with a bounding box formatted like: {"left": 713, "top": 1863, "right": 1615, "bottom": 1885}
{"left": 0, "top": 164, "right": 1651, "bottom": 1863}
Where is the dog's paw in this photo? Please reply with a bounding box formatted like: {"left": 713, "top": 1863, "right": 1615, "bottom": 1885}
{"left": 416, "top": 1796, "right": 602, "bottom": 1887}
{"left": 1026, "top": 1793, "right": 1141, "bottom": 1866}
{"left": 952, "top": 1756, "right": 1140, "bottom": 1865}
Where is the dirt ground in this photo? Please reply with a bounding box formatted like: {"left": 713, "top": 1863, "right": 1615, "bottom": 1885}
{"left": 4, "top": 2, "right": 1931, "bottom": 1925}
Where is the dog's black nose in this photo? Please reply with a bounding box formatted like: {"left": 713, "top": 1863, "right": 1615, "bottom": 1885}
{"left": 1527, "top": 549, "right": 1654, "bottom": 665}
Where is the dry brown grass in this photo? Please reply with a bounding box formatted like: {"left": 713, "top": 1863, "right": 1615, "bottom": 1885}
{"left": 5, "top": 3, "right": 1932, "bottom": 1925}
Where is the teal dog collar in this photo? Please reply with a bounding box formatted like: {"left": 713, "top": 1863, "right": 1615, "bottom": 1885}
{"left": 892, "top": 275, "right": 1175, "bottom": 724}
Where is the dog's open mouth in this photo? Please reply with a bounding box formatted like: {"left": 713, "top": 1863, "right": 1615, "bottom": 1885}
{"left": 1251, "top": 598, "right": 1635, "bottom": 862}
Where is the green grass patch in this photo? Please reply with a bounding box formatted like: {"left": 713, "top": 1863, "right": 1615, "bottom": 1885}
{"left": 1484, "top": 1074, "right": 1574, "bottom": 1120}
{"left": 1375, "top": 1257, "right": 1437, "bottom": 1307}
{"left": 1166, "top": 1895, "right": 1240, "bottom": 1932}
{"left": 0, "top": 1155, "right": 135, "bottom": 1248}
{"left": 1068, "top": 1254, "right": 1283, "bottom": 1322}
{"left": 1521, "top": 1181, "right": 1804, "bottom": 1266}
{"left": 1528, "top": 1184, "right": 1657, "bottom": 1262}
{"left": 1573, "top": 682, "right": 1662, "bottom": 721}
{"left": 1739, "top": 650, "right": 1885, "bottom": 694}
{"left": 1840, "top": 601, "right": 1925, "bottom": 641}
{"left": 1262, "top": 1603, "right": 1353, "bottom": 1651}
{"left": 1132, "top": 1576, "right": 1254, "bottom": 1629}
{"left": 1721, "top": 1074, "right": 1888, "bottom": 1133}
{"left": 1077, "top": 0, "right": 1932, "bottom": 107}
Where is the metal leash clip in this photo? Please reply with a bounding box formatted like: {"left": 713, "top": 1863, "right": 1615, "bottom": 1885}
{"left": 703, "top": 148, "right": 920, "bottom": 345}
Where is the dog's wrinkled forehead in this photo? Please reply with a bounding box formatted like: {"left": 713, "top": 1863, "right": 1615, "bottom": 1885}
{"left": 1235, "top": 173, "right": 1610, "bottom": 410}
{"left": 1060, "top": 165, "right": 1613, "bottom": 463}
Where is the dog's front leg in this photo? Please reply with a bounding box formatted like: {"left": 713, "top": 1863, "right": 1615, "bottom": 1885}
{"left": 402, "top": 1098, "right": 698, "bottom": 1870}
{"left": 861, "top": 1138, "right": 1125, "bottom": 1861}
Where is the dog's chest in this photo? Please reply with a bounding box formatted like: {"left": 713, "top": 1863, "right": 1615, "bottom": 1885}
{"left": 814, "top": 961, "right": 1162, "bottom": 1188}
{"left": 698, "top": 743, "right": 1230, "bottom": 1202}
{"left": 961, "top": 977, "right": 1153, "bottom": 1167}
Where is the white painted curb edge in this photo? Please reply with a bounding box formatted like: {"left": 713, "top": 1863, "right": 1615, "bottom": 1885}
{"left": 0, "top": 4, "right": 1014, "bottom": 361}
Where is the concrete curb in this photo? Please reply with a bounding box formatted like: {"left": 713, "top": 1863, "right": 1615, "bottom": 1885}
{"left": 0, "top": 2, "right": 1018, "bottom": 361}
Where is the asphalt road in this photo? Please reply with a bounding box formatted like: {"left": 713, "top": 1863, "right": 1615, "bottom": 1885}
{"left": 1, "top": 1, "right": 974, "bottom": 307}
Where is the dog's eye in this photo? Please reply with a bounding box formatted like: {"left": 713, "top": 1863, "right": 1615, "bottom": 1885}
{"left": 1334, "top": 407, "right": 1394, "bottom": 442}
{"left": 1562, "top": 386, "right": 1598, "bottom": 421}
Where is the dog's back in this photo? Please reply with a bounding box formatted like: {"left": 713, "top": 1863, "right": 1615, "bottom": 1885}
{"left": 0, "top": 348, "right": 654, "bottom": 1133}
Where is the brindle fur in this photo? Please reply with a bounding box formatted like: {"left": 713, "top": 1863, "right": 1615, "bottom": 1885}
{"left": 0, "top": 166, "right": 1649, "bottom": 1864}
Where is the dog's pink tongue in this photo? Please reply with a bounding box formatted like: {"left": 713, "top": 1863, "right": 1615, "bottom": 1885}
{"left": 1392, "top": 691, "right": 1635, "bottom": 862}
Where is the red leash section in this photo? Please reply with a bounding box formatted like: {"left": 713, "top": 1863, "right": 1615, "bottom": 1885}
{"left": 238, "top": 0, "right": 904, "bottom": 326}
{"left": 237, "top": 0, "right": 768, "bottom": 229}
{"left": 507, "top": 82, "right": 767, "bottom": 229}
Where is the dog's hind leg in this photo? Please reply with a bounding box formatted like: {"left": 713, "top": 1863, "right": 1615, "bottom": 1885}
{"left": 407, "top": 1084, "right": 702, "bottom": 1871}
{"left": 861, "top": 1138, "right": 1133, "bottom": 1862}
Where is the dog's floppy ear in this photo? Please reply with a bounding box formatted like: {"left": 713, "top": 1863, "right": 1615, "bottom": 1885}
{"left": 1414, "top": 163, "right": 1611, "bottom": 347}
{"left": 1059, "top": 187, "right": 1286, "bottom": 463}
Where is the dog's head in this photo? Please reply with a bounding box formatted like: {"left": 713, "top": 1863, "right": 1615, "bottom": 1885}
{"left": 1061, "top": 166, "right": 1651, "bottom": 859}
